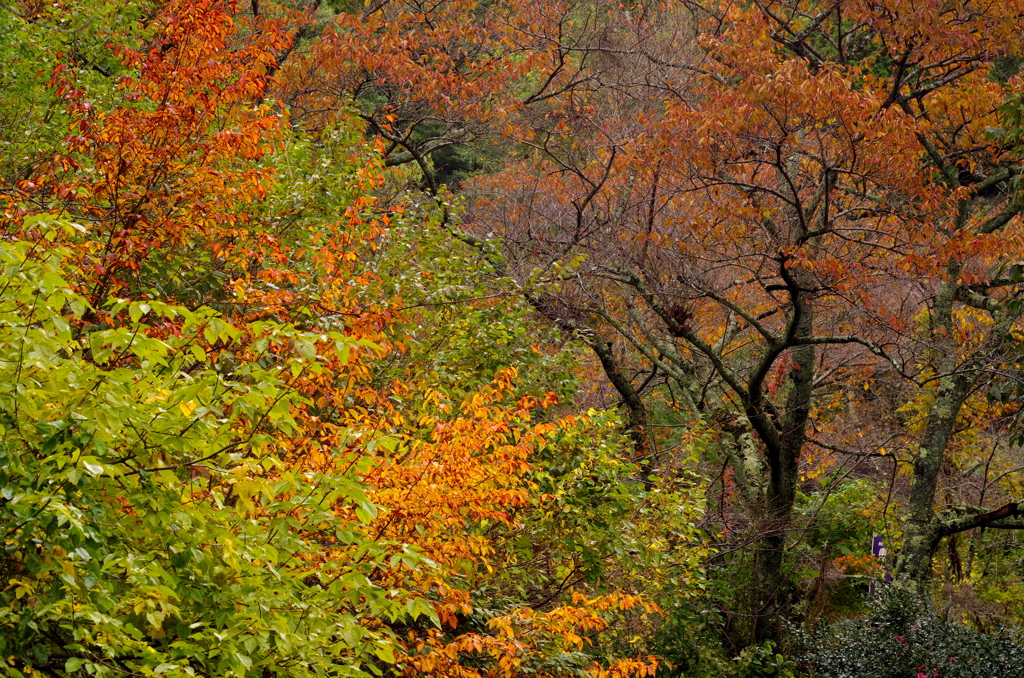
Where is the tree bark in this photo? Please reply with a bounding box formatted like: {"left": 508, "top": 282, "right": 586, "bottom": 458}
{"left": 752, "top": 286, "right": 815, "bottom": 644}
{"left": 895, "top": 278, "right": 970, "bottom": 587}
{"left": 895, "top": 274, "right": 1020, "bottom": 587}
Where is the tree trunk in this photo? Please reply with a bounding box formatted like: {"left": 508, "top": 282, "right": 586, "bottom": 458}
{"left": 896, "top": 278, "right": 971, "bottom": 587}
{"left": 895, "top": 276, "right": 1018, "bottom": 587}
{"left": 752, "top": 280, "right": 815, "bottom": 643}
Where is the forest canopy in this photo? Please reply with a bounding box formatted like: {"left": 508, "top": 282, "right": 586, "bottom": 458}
{"left": 1, "top": 0, "right": 1024, "bottom": 677}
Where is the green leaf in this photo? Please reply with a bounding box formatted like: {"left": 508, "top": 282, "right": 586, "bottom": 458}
{"left": 372, "top": 642, "right": 395, "bottom": 664}
{"left": 81, "top": 458, "right": 104, "bottom": 476}
{"left": 354, "top": 500, "right": 378, "bottom": 524}
{"left": 295, "top": 339, "right": 316, "bottom": 360}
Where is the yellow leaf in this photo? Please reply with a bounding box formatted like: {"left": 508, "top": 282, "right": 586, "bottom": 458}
{"left": 145, "top": 389, "right": 171, "bottom": 404}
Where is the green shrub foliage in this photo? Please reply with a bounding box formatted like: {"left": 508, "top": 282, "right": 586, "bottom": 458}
{"left": 792, "top": 586, "right": 1024, "bottom": 678}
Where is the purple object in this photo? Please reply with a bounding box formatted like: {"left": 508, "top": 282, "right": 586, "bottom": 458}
{"left": 872, "top": 535, "right": 893, "bottom": 582}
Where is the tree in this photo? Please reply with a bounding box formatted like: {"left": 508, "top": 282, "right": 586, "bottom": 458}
{"left": 0, "top": 0, "right": 143, "bottom": 187}
{"left": 277, "top": 0, "right": 534, "bottom": 189}
{"left": 464, "top": 0, "right": 1024, "bottom": 643}
{"left": 1, "top": 2, "right": 709, "bottom": 676}
{"left": 0, "top": 232, "right": 421, "bottom": 678}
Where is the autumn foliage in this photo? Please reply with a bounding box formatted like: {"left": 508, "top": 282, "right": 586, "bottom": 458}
{"left": 3, "top": 0, "right": 1024, "bottom": 675}
{"left": 0, "top": 1, "right": 690, "bottom": 677}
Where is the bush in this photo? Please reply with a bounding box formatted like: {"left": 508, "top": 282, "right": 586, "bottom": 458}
{"left": 790, "top": 585, "right": 1024, "bottom": 678}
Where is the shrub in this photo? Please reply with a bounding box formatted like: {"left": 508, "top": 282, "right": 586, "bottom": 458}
{"left": 790, "top": 585, "right": 1024, "bottom": 678}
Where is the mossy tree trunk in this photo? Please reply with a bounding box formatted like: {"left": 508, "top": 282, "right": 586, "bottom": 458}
{"left": 895, "top": 272, "right": 1024, "bottom": 588}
